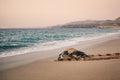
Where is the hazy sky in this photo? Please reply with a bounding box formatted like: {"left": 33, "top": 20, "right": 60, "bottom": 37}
{"left": 0, "top": 0, "right": 120, "bottom": 28}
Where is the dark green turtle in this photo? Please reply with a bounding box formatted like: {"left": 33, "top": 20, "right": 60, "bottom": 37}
{"left": 58, "top": 48, "right": 89, "bottom": 61}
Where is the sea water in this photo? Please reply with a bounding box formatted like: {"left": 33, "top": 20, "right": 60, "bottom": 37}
{"left": 0, "top": 28, "right": 120, "bottom": 57}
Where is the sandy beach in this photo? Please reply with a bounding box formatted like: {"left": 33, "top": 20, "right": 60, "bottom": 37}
{"left": 0, "top": 33, "right": 120, "bottom": 80}
{"left": 0, "top": 0, "right": 120, "bottom": 80}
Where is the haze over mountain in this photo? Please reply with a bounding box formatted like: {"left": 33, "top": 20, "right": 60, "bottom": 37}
{"left": 59, "top": 17, "right": 120, "bottom": 28}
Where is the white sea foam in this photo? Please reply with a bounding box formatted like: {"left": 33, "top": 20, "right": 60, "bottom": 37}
{"left": 0, "top": 30, "right": 120, "bottom": 58}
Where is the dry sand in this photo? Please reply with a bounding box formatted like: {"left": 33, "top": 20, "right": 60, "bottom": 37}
{"left": 0, "top": 34, "right": 120, "bottom": 80}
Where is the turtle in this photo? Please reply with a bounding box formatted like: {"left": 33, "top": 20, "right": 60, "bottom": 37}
{"left": 58, "top": 48, "right": 89, "bottom": 61}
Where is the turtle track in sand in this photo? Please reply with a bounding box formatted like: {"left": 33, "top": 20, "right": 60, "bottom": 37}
{"left": 55, "top": 53, "right": 120, "bottom": 61}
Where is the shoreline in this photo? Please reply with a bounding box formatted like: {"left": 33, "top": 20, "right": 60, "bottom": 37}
{"left": 0, "top": 32, "right": 120, "bottom": 71}
{"left": 0, "top": 32, "right": 120, "bottom": 80}
{"left": 0, "top": 29, "right": 119, "bottom": 58}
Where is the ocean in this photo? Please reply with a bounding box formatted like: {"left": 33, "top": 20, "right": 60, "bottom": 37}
{"left": 0, "top": 28, "right": 120, "bottom": 57}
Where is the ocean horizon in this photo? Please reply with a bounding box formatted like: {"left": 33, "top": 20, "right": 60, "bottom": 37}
{"left": 0, "top": 27, "right": 120, "bottom": 57}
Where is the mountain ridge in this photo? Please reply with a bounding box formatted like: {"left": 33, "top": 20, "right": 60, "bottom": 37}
{"left": 58, "top": 17, "right": 120, "bottom": 28}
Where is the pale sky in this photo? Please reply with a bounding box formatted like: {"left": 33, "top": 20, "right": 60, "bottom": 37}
{"left": 0, "top": 0, "right": 120, "bottom": 28}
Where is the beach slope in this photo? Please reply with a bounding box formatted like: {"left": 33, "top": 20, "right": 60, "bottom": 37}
{"left": 0, "top": 35, "right": 120, "bottom": 80}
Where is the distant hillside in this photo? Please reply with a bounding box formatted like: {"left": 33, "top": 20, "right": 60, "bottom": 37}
{"left": 59, "top": 17, "right": 120, "bottom": 28}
